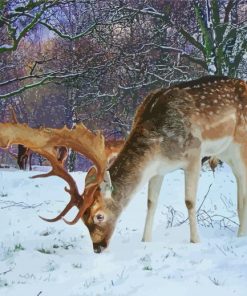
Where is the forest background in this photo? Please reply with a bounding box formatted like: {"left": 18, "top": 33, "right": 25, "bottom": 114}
{"left": 0, "top": 0, "right": 246, "bottom": 170}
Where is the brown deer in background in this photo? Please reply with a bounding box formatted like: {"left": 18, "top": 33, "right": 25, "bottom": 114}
{"left": 8, "top": 144, "right": 32, "bottom": 170}
{"left": 7, "top": 107, "right": 33, "bottom": 170}
{"left": 17, "top": 144, "right": 32, "bottom": 170}
{"left": 1, "top": 76, "right": 247, "bottom": 253}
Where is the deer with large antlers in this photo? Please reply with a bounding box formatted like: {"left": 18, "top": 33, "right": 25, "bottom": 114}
{"left": 1, "top": 76, "right": 247, "bottom": 253}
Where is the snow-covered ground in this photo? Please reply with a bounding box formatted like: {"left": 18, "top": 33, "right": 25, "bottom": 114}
{"left": 0, "top": 165, "right": 247, "bottom": 296}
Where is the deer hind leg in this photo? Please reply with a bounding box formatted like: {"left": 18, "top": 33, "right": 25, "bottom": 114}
{"left": 142, "top": 175, "right": 164, "bottom": 242}
{"left": 239, "top": 197, "right": 247, "bottom": 237}
{"left": 228, "top": 144, "right": 247, "bottom": 237}
{"left": 235, "top": 173, "right": 247, "bottom": 237}
{"left": 238, "top": 145, "right": 247, "bottom": 236}
{"left": 184, "top": 156, "right": 201, "bottom": 243}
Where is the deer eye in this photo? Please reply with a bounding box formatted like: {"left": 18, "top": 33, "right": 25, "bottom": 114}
{"left": 95, "top": 213, "right": 104, "bottom": 223}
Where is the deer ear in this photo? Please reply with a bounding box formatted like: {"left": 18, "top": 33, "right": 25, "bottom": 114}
{"left": 104, "top": 171, "right": 112, "bottom": 186}
{"left": 85, "top": 166, "right": 97, "bottom": 187}
{"left": 100, "top": 171, "right": 112, "bottom": 199}
{"left": 107, "top": 154, "right": 117, "bottom": 168}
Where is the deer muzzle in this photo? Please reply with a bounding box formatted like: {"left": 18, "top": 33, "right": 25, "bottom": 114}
{"left": 93, "top": 240, "right": 108, "bottom": 253}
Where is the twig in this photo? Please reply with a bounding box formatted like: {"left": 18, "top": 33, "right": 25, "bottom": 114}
{"left": 197, "top": 183, "right": 213, "bottom": 213}
{"left": 0, "top": 268, "right": 13, "bottom": 275}
{"left": 0, "top": 200, "right": 43, "bottom": 209}
{"left": 197, "top": 209, "right": 214, "bottom": 227}
{"left": 211, "top": 214, "right": 239, "bottom": 226}
{"left": 179, "top": 183, "right": 213, "bottom": 225}
{"left": 216, "top": 244, "right": 227, "bottom": 256}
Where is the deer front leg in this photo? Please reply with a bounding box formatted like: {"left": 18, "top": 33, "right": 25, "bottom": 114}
{"left": 184, "top": 159, "right": 201, "bottom": 243}
{"left": 142, "top": 175, "right": 164, "bottom": 242}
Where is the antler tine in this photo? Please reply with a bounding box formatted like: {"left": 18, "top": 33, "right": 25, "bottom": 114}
{"left": 39, "top": 200, "right": 75, "bottom": 222}
{"left": 33, "top": 154, "right": 83, "bottom": 222}
{"left": 63, "top": 186, "right": 97, "bottom": 225}
{"left": 31, "top": 171, "right": 54, "bottom": 179}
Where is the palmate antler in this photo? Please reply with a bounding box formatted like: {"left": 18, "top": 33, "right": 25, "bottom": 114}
{"left": 0, "top": 122, "right": 108, "bottom": 224}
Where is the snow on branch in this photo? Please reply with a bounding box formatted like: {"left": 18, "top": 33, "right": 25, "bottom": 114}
{"left": 0, "top": 71, "right": 88, "bottom": 100}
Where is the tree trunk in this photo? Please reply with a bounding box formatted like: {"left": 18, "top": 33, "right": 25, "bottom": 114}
{"left": 66, "top": 86, "right": 78, "bottom": 172}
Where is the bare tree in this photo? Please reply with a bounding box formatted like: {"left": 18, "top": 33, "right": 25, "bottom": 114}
{"left": 117, "top": 0, "right": 247, "bottom": 76}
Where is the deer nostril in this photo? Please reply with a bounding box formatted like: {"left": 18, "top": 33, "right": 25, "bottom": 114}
{"left": 93, "top": 244, "right": 104, "bottom": 253}
{"left": 93, "top": 241, "right": 107, "bottom": 253}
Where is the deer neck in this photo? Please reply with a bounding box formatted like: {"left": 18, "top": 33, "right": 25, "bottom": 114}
{"left": 109, "top": 129, "right": 160, "bottom": 209}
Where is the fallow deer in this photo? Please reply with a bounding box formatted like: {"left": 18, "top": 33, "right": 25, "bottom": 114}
{"left": 7, "top": 107, "right": 33, "bottom": 170}
{"left": 0, "top": 76, "right": 247, "bottom": 253}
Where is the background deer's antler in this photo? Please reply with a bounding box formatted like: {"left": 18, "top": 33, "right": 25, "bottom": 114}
{"left": 0, "top": 122, "right": 108, "bottom": 224}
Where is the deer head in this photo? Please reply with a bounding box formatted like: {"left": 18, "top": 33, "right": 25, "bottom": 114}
{"left": 0, "top": 122, "right": 123, "bottom": 253}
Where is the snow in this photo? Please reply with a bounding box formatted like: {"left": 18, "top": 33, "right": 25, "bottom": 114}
{"left": 0, "top": 44, "right": 13, "bottom": 49}
{"left": 207, "top": 63, "right": 216, "bottom": 75}
{"left": 0, "top": 165, "right": 247, "bottom": 296}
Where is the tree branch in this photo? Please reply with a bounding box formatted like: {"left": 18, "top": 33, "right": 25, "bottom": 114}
{"left": 0, "top": 4, "right": 47, "bottom": 53}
